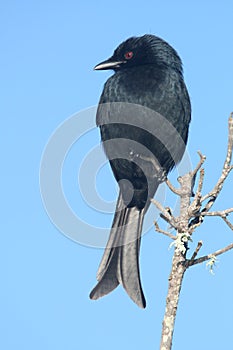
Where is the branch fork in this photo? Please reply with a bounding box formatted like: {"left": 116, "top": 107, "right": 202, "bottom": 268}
{"left": 154, "top": 114, "right": 233, "bottom": 350}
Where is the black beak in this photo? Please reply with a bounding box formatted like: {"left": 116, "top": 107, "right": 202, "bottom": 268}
{"left": 94, "top": 58, "right": 126, "bottom": 71}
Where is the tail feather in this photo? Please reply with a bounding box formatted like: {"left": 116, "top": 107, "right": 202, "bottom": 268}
{"left": 96, "top": 193, "right": 126, "bottom": 281}
{"left": 90, "top": 248, "right": 120, "bottom": 298}
{"left": 120, "top": 210, "right": 145, "bottom": 307}
{"left": 89, "top": 193, "right": 146, "bottom": 308}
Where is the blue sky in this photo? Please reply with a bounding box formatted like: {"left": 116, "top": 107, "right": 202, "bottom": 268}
{"left": 1, "top": 1, "right": 233, "bottom": 349}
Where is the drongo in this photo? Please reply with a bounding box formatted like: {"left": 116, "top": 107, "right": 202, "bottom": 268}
{"left": 90, "top": 34, "right": 191, "bottom": 308}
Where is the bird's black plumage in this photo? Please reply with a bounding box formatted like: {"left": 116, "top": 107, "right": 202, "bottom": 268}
{"left": 90, "top": 34, "right": 191, "bottom": 308}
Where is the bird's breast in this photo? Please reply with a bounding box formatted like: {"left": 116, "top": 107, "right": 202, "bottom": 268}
{"left": 109, "top": 66, "right": 166, "bottom": 103}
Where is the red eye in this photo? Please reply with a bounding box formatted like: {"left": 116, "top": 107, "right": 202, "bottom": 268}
{"left": 124, "top": 51, "right": 134, "bottom": 60}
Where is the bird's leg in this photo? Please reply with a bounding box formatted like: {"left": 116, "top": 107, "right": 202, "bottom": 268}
{"left": 129, "top": 150, "right": 167, "bottom": 183}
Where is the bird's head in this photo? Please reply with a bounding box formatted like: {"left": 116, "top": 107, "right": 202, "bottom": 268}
{"left": 94, "top": 34, "right": 183, "bottom": 74}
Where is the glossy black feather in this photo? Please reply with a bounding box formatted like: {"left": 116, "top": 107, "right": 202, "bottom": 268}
{"left": 90, "top": 34, "right": 191, "bottom": 308}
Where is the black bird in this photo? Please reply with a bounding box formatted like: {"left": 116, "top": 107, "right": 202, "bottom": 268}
{"left": 90, "top": 34, "right": 191, "bottom": 308}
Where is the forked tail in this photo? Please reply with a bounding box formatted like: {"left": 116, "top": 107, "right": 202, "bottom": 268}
{"left": 89, "top": 193, "right": 146, "bottom": 308}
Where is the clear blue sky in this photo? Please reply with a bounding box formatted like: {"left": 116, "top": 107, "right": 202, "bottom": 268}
{"left": 1, "top": 1, "right": 233, "bottom": 349}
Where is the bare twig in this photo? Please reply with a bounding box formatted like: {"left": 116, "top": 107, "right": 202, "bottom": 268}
{"left": 201, "top": 114, "right": 233, "bottom": 207}
{"left": 192, "top": 151, "right": 206, "bottom": 176}
{"left": 189, "top": 240, "right": 203, "bottom": 262}
{"left": 151, "top": 198, "right": 177, "bottom": 228}
{"left": 187, "top": 169, "right": 204, "bottom": 220}
{"left": 154, "top": 221, "right": 176, "bottom": 240}
{"left": 222, "top": 216, "right": 233, "bottom": 231}
{"left": 195, "top": 208, "right": 233, "bottom": 230}
{"left": 197, "top": 208, "right": 233, "bottom": 217}
{"left": 187, "top": 115, "right": 233, "bottom": 234}
{"left": 188, "top": 243, "right": 233, "bottom": 267}
{"left": 165, "top": 178, "right": 181, "bottom": 195}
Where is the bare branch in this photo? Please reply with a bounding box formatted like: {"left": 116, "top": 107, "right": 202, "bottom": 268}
{"left": 199, "top": 208, "right": 233, "bottom": 217}
{"left": 194, "top": 208, "right": 233, "bottom": 231}
{"left": 151, "top": 198, "right": 177, "bottom": 228}
{"left": 154, "top": 221, "right": 176, "bottom": 240}
{"left": 192, "top": 151, "right": 206, "bottom": 177}
{"left": 189, "top": 240, "right": 203, "bottom": 261}
{"left": 187, "top": 168, "right": 205, "bottom": 221}
{"left": 195, "top": 168, "right": 205, "bottom": 198}
{"left": 159, "top": 116, "right": 233, "bottom": 349}
{"left": 165, "top": 178, "right": 181, "bottom": 195}
{"left": 201, "top": 114, "right": 233, "bottom": 207}
{"left": 222, "top": 216, "right": 233, "bottom": 231}
{"left": 165, "top": 152, "right": 205, "bottom": 198}
{"left": 188, "top": 243, "right": 233, "bottom": 267}
{"left": 160, "top": 246, "right": 187, "bottom": 349}
{"left": 187, "top": 114, "right": 233, "bottom": 235}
